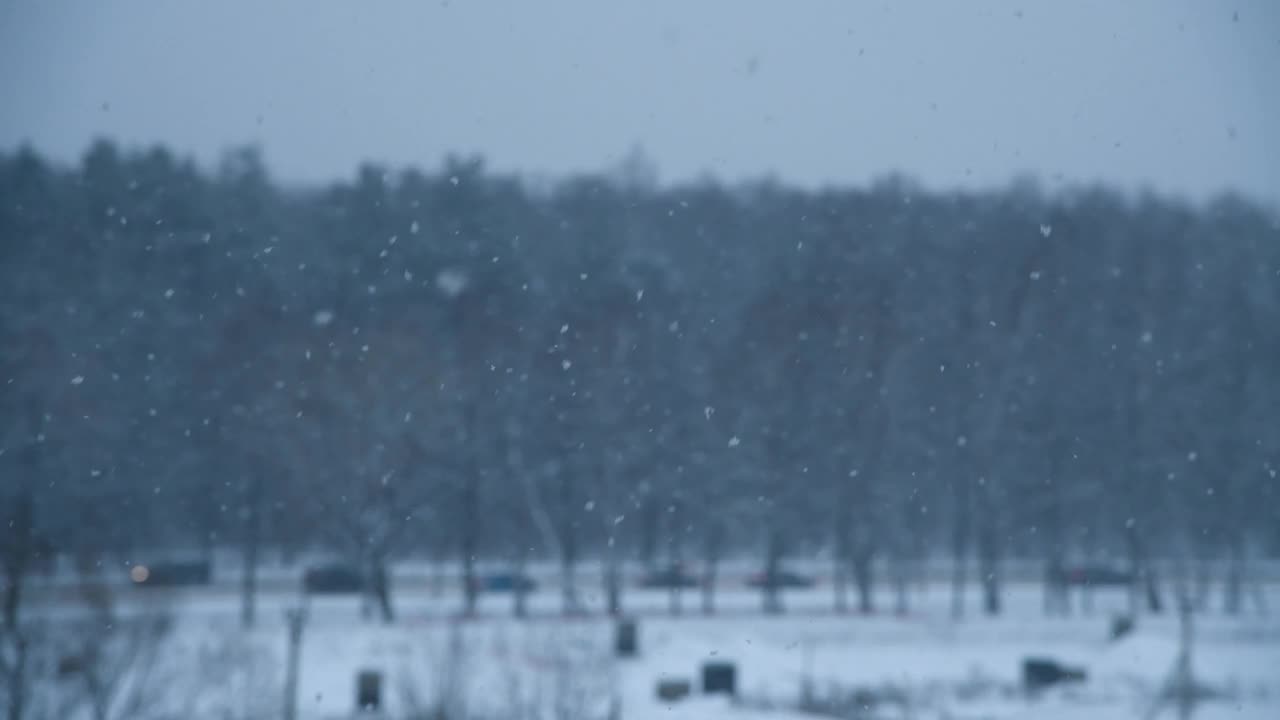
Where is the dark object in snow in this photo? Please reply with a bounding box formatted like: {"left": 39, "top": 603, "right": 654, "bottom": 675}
{"left": 656, "top": 677, "right": 691, "bottom": 702}
{"left": 745, "top": 569, "right": 816, "bottom": 589}
{"left": 1110, "top": 614, "right": 1135, "bottom": 641}
{"left": 1056, "top": 565, "right": 1132, "bottom": 587}
{"left": 702, "top": 661, "right": 737, "bottom": 695}
{"left": 640, "top": 564, "right": 700, "bottom": 589}
{"left": 304, "top": 564, "right": 364, "bottom": 594}
{"left": 469, "top": 571, "right": 537, "bottom": 593}
{"left": 130, "top": 560, "right": 211, "bottom": 587}
{"left": 1022, "top": 657, "right": 1087, "bottom": 692}
{"left": 615, "top": 618, "right": 638, "bottom": 657}
{"left": 356, "top": 670, "right": 382, "bottom": 711}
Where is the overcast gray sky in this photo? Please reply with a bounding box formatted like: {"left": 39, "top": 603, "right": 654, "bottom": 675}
{"left": 2, "top": 1, "right": 1277, "bottom": 203}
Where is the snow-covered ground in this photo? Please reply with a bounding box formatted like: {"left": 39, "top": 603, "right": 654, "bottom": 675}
{"left": 34, "top": 577, "right": 1276, "bottom": 720}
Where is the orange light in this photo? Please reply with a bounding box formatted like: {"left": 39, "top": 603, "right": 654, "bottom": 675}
{"left": 130, "top": 565, "right": 150, "bottom": 583}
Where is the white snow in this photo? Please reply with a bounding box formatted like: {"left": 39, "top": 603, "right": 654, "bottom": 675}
{"left": 22, "top": 570, "right": 1280, "bottom": 720}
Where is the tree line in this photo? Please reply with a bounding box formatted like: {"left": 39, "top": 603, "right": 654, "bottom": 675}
{"left": 2, "top": 140, "right": 1277, "bottom": 627}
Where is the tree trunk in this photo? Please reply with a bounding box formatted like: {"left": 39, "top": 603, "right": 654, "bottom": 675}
{"left": 1224, "top": 528, "right": 1243, "bottom": 616}
{"left": 701, "top": 524, "right": 721, "bottom": 616}
{"left": 1042, "top": 463, "right": 1069, "bottom": 617}
{"left": 852, "top": 544, "right": 874, "bottom": 614}
{"left": 372, "top": 561, "right": 394, "bottom": 623}
{"left": 833, "top": 507, "right": 849, "bottom": 613}
{"left": 282, "top": 610, "right": 305, "bottom": 720}
{"left": 1126, "top": 524, "right": 1142, "bottom": 617}
{"left": 1192, "top": 543, "right": 1212, "bottom": 613}
{"left": 1145, "top": 566, "right": 1164, "bottom": 614}
{"left": 762, "top": 526, "right": 783, "bottom": 615}
{"left": 2, "top": 490, "right": 33, "bottom": 632}
{"left": 891, "top": 545, "right": 909, "bottom": 616}
{"left": 640, "top": 495, "right": 659, "bottom": 573}
{"left": 4, "top": 424, "right": 39, "bottom": 720}
{"left": 604, "top": 549, "right": 622, "bottom": 617}
{"left": 1043, "top": 520, "right": 1068, "bottom": 617}
{"left": 1080, "top": 530, "right": 1096, "bottom": 615}
{"left": 240, "top": 475, "right": 262, "bottom": 629}
{"left": 558, "top": 470, "right": 578, "bottom": 615}
{"left": 950, "top": 477, "right": 970, "bottom": 620}
{"left": 513, "top": 550, "right": 529, "bottom": 619}
{"left": 1043, "top": 556, "right": 1067, "bottom": 617}
{"left": 461, "top": 475, "right": 479, "bottom": 617}
{"left": 560, "top": 553, "right": 577, "bottom": 615}
{"left": 5, "top": 632, "right": 27, "bottom": 720}
{"left": 1126, "top": 524, "right": 1164, "bottom": 615}
{"left": 701, "top": 560, "right": 717, "bottom": 616}
{"left": 978, "top": 531, "right": 1001, "bottom": 616}
{"left": 432, "top": 549, "right": 446, "bottom": 598}
{"left": 667, "top": 500, "right": 683, "bottom": 616}
{"left": 976, "top": 485, "right": 1001, "bottom": 616}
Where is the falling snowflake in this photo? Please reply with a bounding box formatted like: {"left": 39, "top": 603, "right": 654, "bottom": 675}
{"left": 163, "top": 288, "right": 175, "bottom": 299}
{"left": 70, "top": 376, "right": 85, "bottom": 385}
{"left": 561, "top": 359, "right": 572, "bottom": 371}
{"left": 435, "top": 268, "right": 469, "bottom": 297}
{"left": 1039, "top": 224, "right": 1052, "bottom": 237}
{"left": 728, "top": 436, "right": 741, "bottom": 448}
{"left": 312, "top": 310, "right": 335, "bottom": 327}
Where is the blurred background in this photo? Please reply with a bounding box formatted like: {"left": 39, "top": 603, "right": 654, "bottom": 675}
{"left": 2, "top": 3, "right": 1278, "bottom": 720}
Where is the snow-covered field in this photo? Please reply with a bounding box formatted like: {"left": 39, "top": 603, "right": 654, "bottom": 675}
{"left": 34, "top": 576, "right": 1277, "bottom": 720}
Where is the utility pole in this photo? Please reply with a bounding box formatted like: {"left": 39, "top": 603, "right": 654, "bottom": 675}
{"left": 283, "top": 603, "right": 309, "bottom": 720}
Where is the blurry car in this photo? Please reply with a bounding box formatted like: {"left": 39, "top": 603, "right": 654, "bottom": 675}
{"left": 1063, "top": 565, "right": 1132, "bottom": 587}
{"left": 640, "top": 564, "right": 700, "bottom": 589}
{"left": 469, "top": 572, "right": 538, "bottom": 593}
{"left": 745, "top": 569, "right": 816, "bottom": 589}
{"left": 129, "top": 559, "right": 211, "bottom": 588}
{"left": 303, "top": 563, "right": 365, "bottom": 594}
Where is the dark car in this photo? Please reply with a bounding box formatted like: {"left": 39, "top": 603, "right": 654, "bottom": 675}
{"left": 303, "top": 563, "right": 365, "bottom": 594}
{"left": 469, "top": 572, "right": 538, "bottom": 593}
{"left": 130, "top": 560, "right": 211, "bottom": 588}
{"left": 745, "top": 569, "right": 816, "bottom": 589}
{"left": 1060, "top": 565, "right": 1132, "bottom": 587}
{"left": 640, "top": 565, "right": 700, "bottom": 589}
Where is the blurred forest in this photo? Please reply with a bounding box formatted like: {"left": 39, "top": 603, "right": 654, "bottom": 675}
{"left": 3, "top": 140, "right": 1278, "bottom": 623}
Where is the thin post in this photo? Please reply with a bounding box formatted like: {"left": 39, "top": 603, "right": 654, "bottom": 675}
{"left": 283, "top": 605, "right": 308, "bottom": 720}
